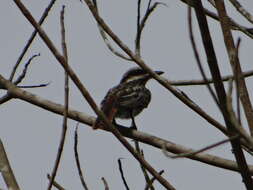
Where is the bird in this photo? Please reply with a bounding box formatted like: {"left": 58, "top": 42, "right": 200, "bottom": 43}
{"left": 93, "top": 67, "right": 164, "bottom": 129}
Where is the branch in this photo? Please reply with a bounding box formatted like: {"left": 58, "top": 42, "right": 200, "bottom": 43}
{"left": 9, "top": 0, "right": 57, "bottom": 81}
{"left": 117, "top": 159, "right": 130, "bottom": 190}
{"left": 47, "top": 174, "right": 66, "bottom": 190}
{"left": 145, "top": 170, "right": 164, "bottom": 190}
{"left": 187, "top": 5, "right": 219, "bottom": 108}
{"left": 168, "top": 69, "right": 253, "bottom": 86}
{"left": 0, "top": 139, "right": 20, "bottom": 190}
{"left": 48, "top": 6, "right": 69, "bottom": 190}
{"left": 13, "top": 53, "right": 40, "bottom": 85}
{"left": 229, "top": 0, "right": 253, "bottom": 24}
{"left": 92, "top": 0, "right": 132, "bottom": 61}
{"left": 163, "top": 135, "right": 239, "bottom": 159}
{"left": 135, "top": 1, "right": 166, "bottom": 56}
{"left": 179, "top": 0, "right": 253, "bottom": 39}
{"left": 74, "top": 125, "right": 89, "bottom": 190}
{"left": 101, "top": 177, "right": 109, "bottom": 190}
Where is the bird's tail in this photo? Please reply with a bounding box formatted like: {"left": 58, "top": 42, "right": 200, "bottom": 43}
{"left": 93, "top": 93, "right": 118, "bottom": 130}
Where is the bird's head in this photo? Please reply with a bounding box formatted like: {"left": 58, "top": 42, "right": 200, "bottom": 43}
{"left": 120, "top": 67, "right": 164, "bottom": 84}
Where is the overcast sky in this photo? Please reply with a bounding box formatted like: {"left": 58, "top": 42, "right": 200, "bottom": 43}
{"left": 1, "top": 0, "right": 253, "bottom": 189}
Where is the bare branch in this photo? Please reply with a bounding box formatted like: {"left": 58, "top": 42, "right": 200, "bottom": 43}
{"left": 117, "top": 159, "right": 130, "bottom": 190}
{"left": 13, "top": 53, "right": 40, "bottom": 85}
{"left": 145, "top": 170, "right": 164, "bottom": 190}
{"left": 0, "top": 139, "right": 20, "bottom": 190}
{"left": 92, "top": 0, "right": 132, "bottom": 61}
{"left": 0, "top": 94, "right": 12, "bottom": 105}
{"left": 74, "top": 125, "right": 89, "bottom": 190}
{"left": 17, "top": 82, "right": 50, "bottom": 88}
{"left": 163, "top": 135, "right": 239, "bottom": 159}
{"left": 168, "top": 69, "right": 253, "bottom": 86}
{"left": 134, "top": 141, "right": 155, "bottom": 190}
{"left": 101, "top": 177, "right": 109, "bottom": 190}
{"left": 226, "top": 80, "right": 253, "bottom": 149}
{"left": 229, "top": 0, "right": 253, "bottom": 24}
{"left": 135, "top": 2, "right": 166, "bottom": 56}
{"left": 9, "top": 0, "right": 57, "bottom": 81}
{"left": 187, "top": 6, "right": 220, "bottom": 108}
{"left": 48, "top": 6, "right": 69, "bottom": 190}
{"left": 47, "top": 174, "right": 66, "bottom": 190}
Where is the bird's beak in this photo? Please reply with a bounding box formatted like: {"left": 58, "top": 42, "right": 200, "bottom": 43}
{"left": 155, "top": 71, "right": 164, "bottom": 75}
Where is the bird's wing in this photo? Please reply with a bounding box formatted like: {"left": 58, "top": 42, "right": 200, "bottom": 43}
{"left": 117, "top": 88, "right": 151, "bottom": 109}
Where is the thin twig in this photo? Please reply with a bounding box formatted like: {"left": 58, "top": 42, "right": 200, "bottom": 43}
{"left": 117, "top": 159, "right": 130, "bottom": 190}
{"left": 235, "top": 38, "right": 241, "bottom": 124}
{"left": 13, "top": 53, "right": 40, "bottom": 85}
{"left": 0, "top": 139, "right": 20, "bottom": 190}
{"left": 17, "top": 82, "right": 50, "bottom": 88}
{"left": 134, "top": 141, "right": 154, "bottom": 190}
{"left": 187, "top": 5, "right": 220, "bottom": 108}
{"left": 131, "top": 123, "right": 154, "bottom": 190}
{"left": 92, "top": 0, "right": 132, "bottom": 61}
{"left": 163, "top": 135, "right": 239, "bottom": 159}
{"left": 135, "top": 2, "right": 166, "bottom": 56}
{"left": 47, "top": 174, "right": 66, "bottom": 190}
{"left": 135, "top": 0, "right": 141, "bottom": 56}
{"left": 168, "top": 69, "right": 253, "bottom": 86}
{"left": 101, "top": 177, "right": 109, "bottom": 190}
{"left": 145, "top": 170, "right": 164, "bottom": 190}
{"left": 74, "top": 125, "right": 89, "bottom": 190}
{"left": 9, "top": 0, "right": 57, "bottom": 81}
{"left": 229, "top": 0, "right": 253, "bottom": 24}
{"left": 48, "top": 6, "right": 69, "bottom": 190}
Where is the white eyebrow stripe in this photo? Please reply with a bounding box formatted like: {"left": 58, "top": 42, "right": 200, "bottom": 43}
{"left": 124, "top": 75, "right": 147, "bottom": 83}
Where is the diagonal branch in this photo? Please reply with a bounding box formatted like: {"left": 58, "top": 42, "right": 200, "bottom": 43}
{"left": 229, "top": 0, "right": 253, "bottom": 24}
{"left": 92, "top": 0, "right": 132, "bottom": 61}
{"left": 179, "top": 0, "right": 253, "bottom": 39}
{"left": 214, "top": 0, "right": 253, "bottom": 137}
{"left": 9, "top": 0, "right": 57, "bottom": 81}
{"left": 0, "top": 139, "right": 20, "bottom": 190}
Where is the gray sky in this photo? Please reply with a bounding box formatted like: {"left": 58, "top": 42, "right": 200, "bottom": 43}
{"left": 1, "top": 0, "right": 253, "bottom": 189}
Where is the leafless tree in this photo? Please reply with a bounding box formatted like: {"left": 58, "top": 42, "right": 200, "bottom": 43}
{"left": 1, "top": 0, "right": 253, "bottom": 189}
